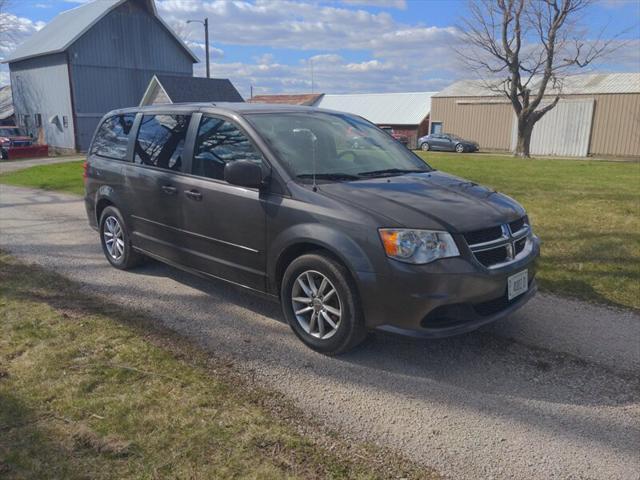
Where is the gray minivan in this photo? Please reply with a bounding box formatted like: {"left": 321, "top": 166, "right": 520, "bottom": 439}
{"left": 85, "top": 103, "right": 539, "bottom": 354}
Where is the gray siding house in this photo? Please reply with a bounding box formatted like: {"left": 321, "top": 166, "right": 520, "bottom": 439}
{"left": 4, "top": 0, "right": 198, "bottom": 152}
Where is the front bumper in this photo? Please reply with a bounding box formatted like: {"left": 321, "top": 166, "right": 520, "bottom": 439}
{"left": 356, "top": 235, "right": 540, "bottom": 338}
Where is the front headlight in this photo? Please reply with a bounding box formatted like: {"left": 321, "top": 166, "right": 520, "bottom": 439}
{"left": 379, "top": 229, "right": 460, "bottom": 264}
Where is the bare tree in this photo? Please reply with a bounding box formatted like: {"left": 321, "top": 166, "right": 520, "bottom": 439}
{"left": 458, "top": 0, "right": 624, "bottom": 157}
{"left": 0, "top": 0, "right": 14, "bottom": 50}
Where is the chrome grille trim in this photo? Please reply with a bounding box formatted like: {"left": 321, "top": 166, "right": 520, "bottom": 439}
{"left": 465, "top": 219, "right": 532, "bottom": 269}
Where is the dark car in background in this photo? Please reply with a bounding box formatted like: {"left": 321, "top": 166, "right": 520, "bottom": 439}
{"left": 418, "top": 133, "right": 479, "bottom": 153}
{"left": 85, "top": 103, "right": 538, "bottom": 355}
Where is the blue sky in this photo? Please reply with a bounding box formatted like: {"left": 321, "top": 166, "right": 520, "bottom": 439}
{"left": 2, "top": 0, "right": 639, "bottom": 97}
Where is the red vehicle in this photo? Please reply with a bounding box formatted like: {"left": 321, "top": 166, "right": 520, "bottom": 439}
{"left": 0, "top": 126, "right": 47, "bottom": 160}
{"left": 380, "top": 126, "right": 409, "bottom": 147}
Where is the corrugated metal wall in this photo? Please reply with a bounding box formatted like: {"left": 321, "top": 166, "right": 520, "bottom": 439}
{"left": 9, "top": 53, "right": 75, "bottom": 149}
{"left": 431, "top": 93, "right": 640, "bottom": 157}
{"left": 587, "top": 93, "right": 640, "bottom": 157}
{"left": 510, "top": 99, "right": 594, "bottom": 157}
{"left": 68, "top": 2, "right": 193, "bottom": 150}
{"left": 429, "top": 97, "right": 513, "bottom": 151}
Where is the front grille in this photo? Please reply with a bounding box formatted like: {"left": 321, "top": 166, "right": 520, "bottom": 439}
{"left": 463, "top": 216, "right": 530, "bottom": 269}
{"left": 509, "top": 216, "right": 527, "bottom": 234}
{"left": 474, "top": 246, "right": 509, "bottom": 267}
{"left": 463, "top": 225, "right": 503, "bottom": 245}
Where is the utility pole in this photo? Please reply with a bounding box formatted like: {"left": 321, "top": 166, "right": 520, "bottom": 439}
{"left": 204, "top": 17, "right": 210, "bottom": 79}
{"left": 310, "top": 58, "right": 315, "bottom": 93}
{"left": 187, "top": 18, "right": 210, "bottom": 78}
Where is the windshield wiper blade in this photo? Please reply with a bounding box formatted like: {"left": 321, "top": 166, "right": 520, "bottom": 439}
{"left": 296, "top": 173, "right": 361, "bottom": 181}
{"left": 357, "top": 168, "right": 428, "bottom": 177}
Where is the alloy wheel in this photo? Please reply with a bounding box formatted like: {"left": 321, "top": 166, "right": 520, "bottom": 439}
{"left": 103, "top": 215, "right": 125, "bottom": 261}
{"left": 291, "top": 270, "right": 342, "bottom": 340}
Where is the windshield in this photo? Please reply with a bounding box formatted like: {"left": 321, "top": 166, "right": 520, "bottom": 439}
{"left": 246, "top": 112, "right": 432, "bottom": 181}
{"left": 0, "top": 128, "right": 22, "bottom": 137}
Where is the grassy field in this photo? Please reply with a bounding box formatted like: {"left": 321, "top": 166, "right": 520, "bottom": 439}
{"left": 1, "top": 155, "right": 638, "bottom": 310}
{"left": 418, "top": 152, "right": 639, "bottom": 310}
{"left": 0, "top": 160, "right": 84, "bottom": 195}
{"left": 0, "top": 253, "right": 434, "bottom": 479}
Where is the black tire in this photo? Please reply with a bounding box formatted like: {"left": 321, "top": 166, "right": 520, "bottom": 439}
{"left": 0, "top": 148, "right": 7, "bottom": 160}
{"left": 420, "top": 142, "right": 430, "bottom": 151}
{"left": 455, "top": 143, "right": 465, "bottom": 153}
{"left": 99, "top": 206, "right": 144, "bottom": 270}
{"left": 281, "top": 253, "right": 367, "bottom": 355}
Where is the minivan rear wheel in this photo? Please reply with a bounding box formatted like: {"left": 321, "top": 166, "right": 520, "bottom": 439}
{"left": 99, "top": 206, "right": 144, "bottom": 270}
{"left": 420, "top": 142, "right": 430, "bottom": 151}
{"left": 281, "top": 253, "right": 367, "bottom": 355}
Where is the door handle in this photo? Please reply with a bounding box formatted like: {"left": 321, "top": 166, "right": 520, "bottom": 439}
{"left": 161, "top": 185, "right": 177, "bottom": 195}
{"left": 185, "top": 189, "right": 203, "bottom": 201}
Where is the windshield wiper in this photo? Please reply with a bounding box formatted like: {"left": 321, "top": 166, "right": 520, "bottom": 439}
{"left": 296, "top": 173, "right": 361, "bottom": 181}
{"left": 358, "top": 168, "right": 428, "bottom": 177}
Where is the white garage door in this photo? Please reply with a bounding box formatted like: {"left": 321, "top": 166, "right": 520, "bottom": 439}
{"left": 511, "top": 99, "right": 594, "bottom": 157}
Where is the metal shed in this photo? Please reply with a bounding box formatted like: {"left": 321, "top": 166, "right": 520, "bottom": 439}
{"left": 140, "top": 75, "right": 244, "bottom": 106}
{"left": 315, "top": 92, "right": 436, "bottom": 149}
{"left": 430, "top": 73, "right": 640, "bottom": 157}
{"left": 4, "top": 0, "right": 198, "bottom": 152}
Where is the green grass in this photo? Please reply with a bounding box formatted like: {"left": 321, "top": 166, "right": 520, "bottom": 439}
{"left": 0, "top": 160, "right": 85, "bottom": 195}
{"left": 1, "top": 156, "right": 638, "bottom": 310}
{"left": 417, "top": 152, "right": 640, "bottom": 310}
{"left": 0, "top": 253, "right": 436, "bottom": 479}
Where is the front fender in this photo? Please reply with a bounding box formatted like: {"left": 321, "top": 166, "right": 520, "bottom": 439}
{"left": 268, "top": 222, "right": 376, "bottom": 286}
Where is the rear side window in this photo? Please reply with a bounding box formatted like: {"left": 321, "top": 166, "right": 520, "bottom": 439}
{"left": 91, "top": 114, "right": 135, "bottom": 160}
{"left": 192, "top": 116, "right": 263, "bottom": 181}
{"left": 134, "top": 114, "right": 191, "bottom": 172}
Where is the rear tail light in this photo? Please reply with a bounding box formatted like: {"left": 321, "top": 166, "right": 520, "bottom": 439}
{"left": 83, "top": 161, "right": 88, "bottom": 180}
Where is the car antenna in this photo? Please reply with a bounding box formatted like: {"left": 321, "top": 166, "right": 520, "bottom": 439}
{"left": 311, "top": 132, "right": 318, "bottom": 192}
{"left": 311, "top": 131, "right": 318, "bottom": 192}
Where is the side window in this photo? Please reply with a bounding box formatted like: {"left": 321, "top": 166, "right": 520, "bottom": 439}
{"left": 192, "top": 116, "right": 263, "bottom": 181}
{"left": 134, "top": 114, "right": 191, "bottom": 172}
{"left": 91, "top": 114, "right": 135, "bottom": 160}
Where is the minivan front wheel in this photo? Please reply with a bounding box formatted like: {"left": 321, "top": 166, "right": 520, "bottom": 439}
{"left": 99, "top": 206, "right": 144, "bottom": 270}
{"left": 455, "top": 143, "right": 465, "bottom": 153}
{"left": 420, "top": 142, "right": 430, "bottom": 151}
{"left": 281, "top": 253, "right": 366, "bottom": 355}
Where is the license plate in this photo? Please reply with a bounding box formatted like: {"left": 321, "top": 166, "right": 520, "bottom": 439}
{"left": 508, "top": 270, "right": 528, "bottom": 300}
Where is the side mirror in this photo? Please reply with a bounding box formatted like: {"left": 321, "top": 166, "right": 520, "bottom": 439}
{"left": 224, "top": 160, "right": 263, "bottom": 188}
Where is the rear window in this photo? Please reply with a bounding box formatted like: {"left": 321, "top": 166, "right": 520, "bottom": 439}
{"left": 134, "top": 114, "right": 191, "bottom": 172}
{"left": 91, "top": 114, "right": 135, "bottom": 160}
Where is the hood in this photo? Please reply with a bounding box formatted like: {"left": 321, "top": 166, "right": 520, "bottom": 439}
{"left": 318, "top": 171, "right": 525, "bottom": 232}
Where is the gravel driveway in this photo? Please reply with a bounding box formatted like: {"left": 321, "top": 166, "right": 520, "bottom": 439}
{"left": 1, "top": 184, "right": 638, "bottom": 479}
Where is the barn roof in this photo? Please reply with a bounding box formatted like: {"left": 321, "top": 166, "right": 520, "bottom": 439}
{"left": 140, "top": 75, "right": 244, "bottom": 106}
{"left": 314, "top": 92, "right": 436, "bottom": 125}
{"left": 249, "top": 94, "right": 324, "bottom": 106}
{"left": 3, "top": 0, "right": 198, "bottom": 64}
{"left": 434, "top": 72, "right": 640, "bottom": 98}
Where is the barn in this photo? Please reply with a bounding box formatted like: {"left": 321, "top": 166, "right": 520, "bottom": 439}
{"left": 3, "top": 0, "right": 199, "bottom": 152}
{"left": 430, "top": 73, "right": 640, "bottom": 157}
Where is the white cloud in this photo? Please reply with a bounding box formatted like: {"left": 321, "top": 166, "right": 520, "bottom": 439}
{"left": 340, "top": 0, "right": 407, "bottom": 9}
